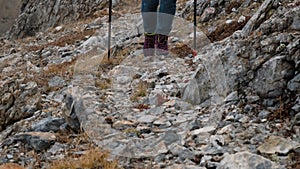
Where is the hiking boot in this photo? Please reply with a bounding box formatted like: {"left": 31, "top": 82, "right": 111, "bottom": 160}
{"left": 143, "top": 33, "right": 156, "bottom": 56}
{"left": 156, "top": 34, "right": 169, "bottom": 55}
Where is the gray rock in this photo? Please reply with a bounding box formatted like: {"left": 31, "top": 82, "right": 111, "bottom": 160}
{"left": 201, "top": 7, "right": 216, "bottom": 22}
{"left": 182, "top": 65, "right": 211, "bottom": 105}
{"left": 48, "top": 143, "right": 67, "bottom": 155}
{"left": 190, "top": 126, "right": 216, "bottom": 135}
{"left": 246, "top": 95, "right": 260, "bottom": 103}
{"left": 11, "top": 132, "right": 56, "bottom": 152}
{"left": 288, "top": 73, "right": 300, "bottom": 92}
{"left": 225, "top": 91, "right": 239, "bottom": 102}
{"left": 167, "top": 164, "right": 205, "bottom": 169}
{"left": 62, "top": 94, "right": 81, "bottom": 132}
{"left": 242, "top": 0, "right": 275, "bottom": 36}
{"left": 8, "top": 0, "right": 108, "bottom": 39}
{"left": 258, "top": 110, "right": 271, "bottom": 119}
{"left": 252, "top": 56, "right": 294, "bottom": 98}
{"left": 217, "top": 152, "right": 285, "bottom": 169}
{"left": 291, "top": 16, "right": 300, "bottom": 31}
{"left": 137, "top": 115, "right": 157, "bottom": 124}
{"left": 48, "top": 76, "right": 66, "bottom": 88}
{"left": 292, "top": 113, "right": 300, "bottom": 127}
{"left": 0, "top": 0, "right": 22, "bottom": 35}
{"left": 113, "top": 120, "right": 136, "bottom": 130}
{"left": 162, "top": 130, "right": 181, "bottom": 146}
{"left": 194, "top": 132, "right": 211, "bottom": 145}
{"left": 257, "top": 136, "right": 299, "bottom": 155}
{"left": 31, "top": 117, "right": 66, "bottom": 132}
{"left": 292, "top": 96, "right": 300, "bottom": 112}
{"left": 210, "top": 135, "right": 225, "bottom": 150}
{"left": 169, "top": 143, "right": 194, "bottom": 161}
{"left": 30, "top": 136, "right": 54, "bottom": 152}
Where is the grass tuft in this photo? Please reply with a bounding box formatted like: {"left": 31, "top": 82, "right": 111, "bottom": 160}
{"left": 0, "top": 163, "right": 25, "bottom": 169}
{"left": 130, "top": 81, "right": 148, "bottom": 102}
{"left": 49, "top": 148, "right": 119, "bottom": 169}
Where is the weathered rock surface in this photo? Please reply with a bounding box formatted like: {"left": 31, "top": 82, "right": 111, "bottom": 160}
{"left": 217, "top": 152, "right": 285, "bottom": 169}
{"left": 7, "top": 0, "right": 110, "bottom": 39}
{"left": 257, "top": 136, "right": 300, "bottom": 155}
{"left": 0, "top": 0, "right": 22, "bottom": 35}
{"left": 0, "top": 0, "right": 299, "bottom": 169}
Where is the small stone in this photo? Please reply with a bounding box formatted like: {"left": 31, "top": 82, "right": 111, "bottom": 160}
{"left": 257, "top": 136, "right": 297, "bottom": 155}
{"left": 194, "top": 132, "right": 210, "bottom": 145}
{"left": 291, "top": 16, "right": 300, "bottom": 31}
{"left": 6, "top": 154, "right": 13, "bottom": 159}
{"left": 169, "top": 143, "right": 194, "bottom": 161}
{"left": 113, "top": 120, "right": 136, "bottom": 130}
{"left": 261, "top": 119, "right": 267, "bottom": 122}
{"left": 53, "top": 94, "right": 65, "bottom": 103}
{"left": 153, "top": 118, "right": 172, "bottom": 128}
{"left": 201, "top": 7, "right": 216, "bottom": 22}
{"left": 239, "top": 116, "right": 250, "bottom": 123}
{"left": 217, "top": 152, "right": 284, "bottom": 169}
{"left": 288, "top": 74, "right": 300, "bottom": 92}
{"left": 238, "top": 15, "right": 246, "bottom": 23}
{"left": 54, "top": 26, "right": 63, "bottom": 32}
{"left": 48, "top": 143, "right": 66, "bottom": 154}
{"left": 48, "top": 76, "right": 66, "bottom": 88}
{"left": 292, "top": 113, "right": 300, "bottom": 126}
{"left": 225, "top": 91, "right": 239, "bottom": 102}
{"left": 226, "top": 19, "right": 233, "bottom": 24}
{"left": 162, "top": 130, "right": 180, "bottom": 146}
{"left": 246, "top": 95, "right": 260, "bottom": 103}
{"left": 210, "top": 135, "right": 224, "bottom": 150}
{"left": 190, "top": 126, "right": 216, "bottom": 135}
{"left": 217, "top": 124, "right": 235, "bottom": 134}
{"left": 137, "top": 115, "right": 157, "bottom": 123}
{"left": 31, "top": 117, "right": 66, "bottom": 132}
{"left": 225, "top": 115, "right": 235, "bottom": 121}
{"left": 258, "top": 110, "right": 271, "bottom": 119}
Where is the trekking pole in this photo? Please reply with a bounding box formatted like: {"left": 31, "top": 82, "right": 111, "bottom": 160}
{"left": 108, "top": 0, "right": 112, "bottom": 60}
{"left": 193, "top": 0, "right": 197, "bottom": 56}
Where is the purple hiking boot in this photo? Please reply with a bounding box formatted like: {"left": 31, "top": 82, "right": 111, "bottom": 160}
{"left": 156, "top": 34, "right": 169, "bottom": 56}
{"left": 143, "top": 33, "right": 156, "bottom": 57}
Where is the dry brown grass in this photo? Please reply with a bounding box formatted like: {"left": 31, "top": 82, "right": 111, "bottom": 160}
{"left": 44, "top": 59, "right": 77, "bottom": 77}
{"left": 28, "top": 29, "right": 96, "bottom": 52}
{"left": 0, "top": 163, "right": 25, "bottom": 169}
{"left": 130, "top": 81, "right": 148, "bottom": 102}
{"left": 51, "top": 131, "right": 119, "bottom": 169}
{"left": 49, "top": 148, "right": 119, "bottom": 169}
{"left": 268, "top": 97, "right": 292, "bottom": 121}
{"left": 95, "top": 78, "right": 112, "bottom": 90}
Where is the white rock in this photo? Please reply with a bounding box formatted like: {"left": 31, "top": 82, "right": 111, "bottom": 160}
{"left": 190, "top": 126, "right": 216, "bottom": 135}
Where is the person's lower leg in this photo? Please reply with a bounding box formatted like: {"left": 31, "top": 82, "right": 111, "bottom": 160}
{"left": 141, "top": 0, "right": 159, "bottom": 56}
{"left": 156, "top": 0, "right": 177, "bottom": 55}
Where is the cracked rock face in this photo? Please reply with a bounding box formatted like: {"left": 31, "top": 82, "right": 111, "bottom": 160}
{"left": 217, "top": 151, "right": 285, "bottom": 169}
{"left": 0, "top": 0, "right": 22, "bottom": 35}
{"left": 6, "top": 0, "right": 109, "bottom": 39}
{"left": 257, "top": 136, "right": 300, "bottom": 155}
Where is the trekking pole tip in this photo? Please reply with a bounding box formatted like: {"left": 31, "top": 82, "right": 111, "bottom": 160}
{"left": 193, "top": 50, "right": 197, "bottom": 57}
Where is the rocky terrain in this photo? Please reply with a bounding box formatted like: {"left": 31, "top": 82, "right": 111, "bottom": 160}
{"left": 0, "top": 0, "right": 300, "bottom": 169}
{"left": 0, "top": 0, "right": 22, "bottom": 35}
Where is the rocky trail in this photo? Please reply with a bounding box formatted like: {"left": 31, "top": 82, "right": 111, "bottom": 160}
{"left": 0, "top": 0, "right": 300, "bottom": 169}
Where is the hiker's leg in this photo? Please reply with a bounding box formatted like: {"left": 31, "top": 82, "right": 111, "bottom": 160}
{"left": 156, "top": 0, "right": 177, "bottom": 35}
{"left": 141, "top": 0, "right": 159, "bottom": 34}
{"left": 141, "top": 0, "right": 159, "bottom": 56}
{"left": 156, "top": 0, "right": 176, "bottom": 55}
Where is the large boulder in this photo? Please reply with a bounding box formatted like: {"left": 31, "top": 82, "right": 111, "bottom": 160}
{"left": 7, "top": 0, "right": 109, "bottom": 39}
{"left": 0, "top": 0, "right": 22, "bottom": 35}
{"left": 217, "top": 152, "right": 285, "bottom": 169}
